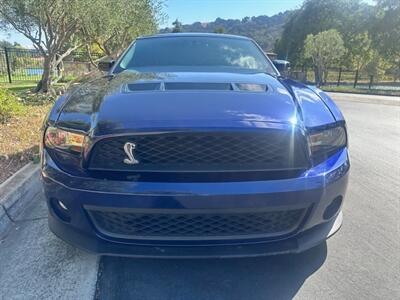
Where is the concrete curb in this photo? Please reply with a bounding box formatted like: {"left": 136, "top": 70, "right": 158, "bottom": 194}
{"left": 0, "top": 162, "right": 41, "bottom": 236}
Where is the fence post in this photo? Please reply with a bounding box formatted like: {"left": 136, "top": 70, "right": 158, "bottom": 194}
{"left": 368, "top": 75, "right": 373, "bottom": 90}
{"left": 4, "top": 47, "right": 12, "bottom": 84}
{"left": 337, "top": 67, "right": 342, "bottom": 86}
{"left": 353, "top": 70, "right": 359, "bottom": 88}
{"left": 304, "top": 66, "right": 307, "bottom": 82}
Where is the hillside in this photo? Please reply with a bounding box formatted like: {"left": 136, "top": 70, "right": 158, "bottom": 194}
{"left": 160, "top": 11, "right": 293, "bottom": 51}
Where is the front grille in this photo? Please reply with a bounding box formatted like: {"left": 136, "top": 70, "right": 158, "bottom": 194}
{"left": 86, "top": 207, "right": 306, "bottom": 240}
{"left": 88, "top": 131, "right": 308, "bottom": 172}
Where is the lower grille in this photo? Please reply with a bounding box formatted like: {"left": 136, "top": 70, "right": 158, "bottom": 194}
{"left": 86, "top": 207, "right": 306, "bottom": 240}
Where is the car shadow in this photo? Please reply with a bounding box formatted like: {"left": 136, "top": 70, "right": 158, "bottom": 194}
{"left": 96, "top": 242, "right": 327, "bottom": 300}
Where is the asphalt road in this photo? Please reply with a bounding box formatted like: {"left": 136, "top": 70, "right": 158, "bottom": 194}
{"left": 0, "top": 93, "right": 399, "bottom": 300}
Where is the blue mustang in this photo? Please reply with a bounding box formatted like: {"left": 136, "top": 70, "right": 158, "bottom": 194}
{"left": 41, "top": 33, "right": 349, "bottom": 257}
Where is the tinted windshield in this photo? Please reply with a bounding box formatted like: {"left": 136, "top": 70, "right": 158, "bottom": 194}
{"left": 115, "top": 36, "right": 277, "bottom": 74}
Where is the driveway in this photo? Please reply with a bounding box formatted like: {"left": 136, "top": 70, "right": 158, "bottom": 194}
{"left": 0, "top": 93, "right": 399, "bottom": 300}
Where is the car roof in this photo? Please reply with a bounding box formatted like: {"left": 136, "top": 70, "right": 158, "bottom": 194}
{"left": 137, "top": 32, "right": 251, "bottom": 41}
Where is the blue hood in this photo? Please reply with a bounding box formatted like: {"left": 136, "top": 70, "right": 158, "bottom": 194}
{"left": 54, "top": 71, "right": 336, "bottom": 136}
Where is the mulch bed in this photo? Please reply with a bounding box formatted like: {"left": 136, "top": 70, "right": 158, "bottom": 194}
{"left": 0, "top": 103, "right": 51, "bottom": 184}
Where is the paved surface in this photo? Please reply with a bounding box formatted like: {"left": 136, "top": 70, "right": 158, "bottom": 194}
{"left": 0, "top": 93, "right": 399, "bottom": 299}
{"left": 328, "top": 92, "right": 400, "bottom": 106}
{"left": 0, "top": 194, "right": 99, "bottom": 299}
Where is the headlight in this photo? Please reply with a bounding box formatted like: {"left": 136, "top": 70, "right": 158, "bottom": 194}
{"left": 309, "top": 125, "right": 347, "bottom": 164}
{"left": 44, "top": 126, "right": 85, "bottom": 154}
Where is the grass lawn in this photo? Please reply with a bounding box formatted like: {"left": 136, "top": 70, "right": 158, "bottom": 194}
{"left": 0, "top": 83, "right": 53, "bottom": 183}
{"left": 1, "top": 81, "right": 38, "bottom": 92}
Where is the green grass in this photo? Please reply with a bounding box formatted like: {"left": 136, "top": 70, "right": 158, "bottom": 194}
{"left": 0, "top": 82, "right": 37, "bottom": 93}
{"left": 321, "top": 85, "right": 400, "bottom": 97}
{"left": 0, "top": 81, "right": 67, "bottom": 96}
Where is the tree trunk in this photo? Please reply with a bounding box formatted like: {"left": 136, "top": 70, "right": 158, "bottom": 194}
{"left": 324, "top": 69, "right": 329, "bottom": 85}
{"left": 313, "top": 66, "right": 318, "bottom": 85}
{"left": 396, "top": 60, "right": 400, "bottom": 82}
{"left": 35, "top": 56, "right": 52, "bottom": 93}
{"left": 314, "top": 66, "right": 323, "bottom": 87}
{"left": 53, "top": 54, "right": 64, "bottom": 84}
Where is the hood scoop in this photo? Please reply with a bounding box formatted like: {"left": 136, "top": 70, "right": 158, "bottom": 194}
{"left": 165, "top": 82, "right": 233, "bottom": 90}
{"left": 125, "top": 82, "right": 267, "bottom": 92}
{"left": 126, "top": 82, "right": 161, "bottom": 91}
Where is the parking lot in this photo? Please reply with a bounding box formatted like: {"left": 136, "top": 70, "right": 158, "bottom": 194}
{"left": 0, "top": 93, "right": 399, "bottom": 300}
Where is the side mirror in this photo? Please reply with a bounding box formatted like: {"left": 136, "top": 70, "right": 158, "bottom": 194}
{"left": 273, "top": 60, "right": 291, "bottom": 76}
{"left": 98, "top": 59, "right": 115, "bottom": 72}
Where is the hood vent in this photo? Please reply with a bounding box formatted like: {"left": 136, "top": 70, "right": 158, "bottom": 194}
{"left": 164, "top": 82, "right": 233, "bottom": 91}
{"left": 235, "top": 83, "right": 267, "bottom": 92}
{"left": 126, "top": 82, "right": 267, "bottom": 92}
{"left": 127, "top": 82, "right": 162, "bottom": 91}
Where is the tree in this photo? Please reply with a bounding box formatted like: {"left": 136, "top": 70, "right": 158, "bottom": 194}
{"left": 348, "top": 32, "right": 374, "bottom": 72}
{"left": 0, "top": 0, "right": 87, "bottom": 92}
{"left": 275, "top": 0, "right": 370, "bottom": 65}
{"left": 0, "top": 0, "right": 164, "bottom": 93}
{"left": 13, "top": 42, "right": 23, "bottom": 48}
{"left": 304, "top": 29, "right": 346, "bottom": 86}
{"left": 213, "top": 27, "right": 225, "bottom": 34}
{"left": 82, "top": 0, "right": 163, "bottom": 59}
{"left": 172, "top": 19, "right": 182, "bottom": 33}
{"left": 371, "top": 0, "right": 400, "bottom": 80}
{"left": 0, "top": 39, "right": 12, "bottom": 48}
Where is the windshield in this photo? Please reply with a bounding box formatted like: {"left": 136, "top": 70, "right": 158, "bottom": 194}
{"left": 114, "top": 36, "right": 277, "bottom": 74}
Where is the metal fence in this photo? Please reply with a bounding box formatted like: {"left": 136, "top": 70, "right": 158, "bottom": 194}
{"left": 2, "top": 47, "right": 399, "bottom": 92}
{"left": 290, "top": 67, "right": 400, "bottom": 91}
{"left": 0, "top": 47, "right": 103, "bottom": 83}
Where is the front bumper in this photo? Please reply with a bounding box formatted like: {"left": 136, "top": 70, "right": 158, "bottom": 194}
{"left": 41, "top": 148, "right": 349, "bottom": 257}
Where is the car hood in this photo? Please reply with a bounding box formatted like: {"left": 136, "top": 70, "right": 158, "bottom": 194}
{"left": 56, "top": 71, "right": 336, "bottom": 135}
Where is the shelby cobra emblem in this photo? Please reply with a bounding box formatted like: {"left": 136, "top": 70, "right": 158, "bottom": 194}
{"left": 123, "top": 142, "right": 139, "bottom": 165}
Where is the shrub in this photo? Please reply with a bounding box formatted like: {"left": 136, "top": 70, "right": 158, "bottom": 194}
{"left": 0, "top": 88, "right": 24, "bottom": 123}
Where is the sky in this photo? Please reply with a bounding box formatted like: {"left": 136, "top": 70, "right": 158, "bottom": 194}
{"left": 162, "top": 0, "right": 306, "bottom": 26}
{"left": 0, "top": 0, "right": 374, "bottom": 48}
